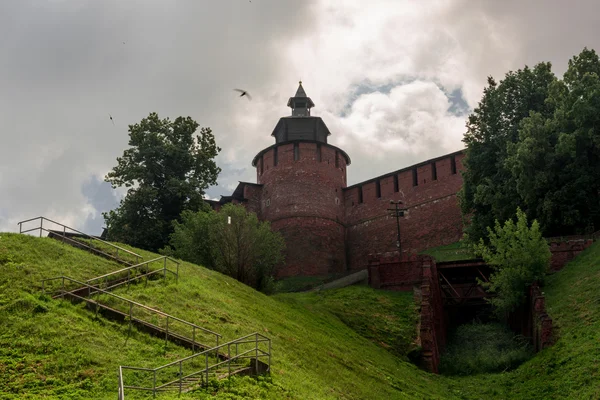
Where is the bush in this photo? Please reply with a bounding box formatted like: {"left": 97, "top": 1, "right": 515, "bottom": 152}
{"left": 473, "top": 208, "right": 551, "bottom": 315}
{"left": 167, "top": 204, "right": 285, "bottom": 292}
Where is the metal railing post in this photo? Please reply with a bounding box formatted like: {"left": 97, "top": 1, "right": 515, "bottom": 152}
{"left": 18, "top": 222, "right": 21, "bottom": 234}
{"left": 192, "top": 326, "right": 196, "bottom": 353}
{"left": 255, "top": 333, "right": 259, "bottom": 374}
{"left": 163, "top": 257, "right": 167, "bottom": 282}
{"left": 39, "top": 218, "right": 43, "bottom": 238}
{"left": 165, "top": 316, "right": 169, "bottom": 347}
{"left": 228, "top": 343, "right": 231, "bottom": 380}
{"left": 205, "top": 353, "right": 209, "bottom": 387}
{"left": 61, "top": 277, "right": 65, "bottom": 298}
{"left": 153, "top": 370, "right": 156, "bottom": 398}
{"left": 216, "top": 336, "right": 219, "bottom": 360}
{"left": 179, "top": 360, "right": 183, "bottom": 395}
{"left": 41, "top": 280, "right": 45, "bottom": 296}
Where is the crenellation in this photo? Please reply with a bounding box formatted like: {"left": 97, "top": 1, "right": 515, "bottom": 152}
{"left": 220, "top": 83, "right": 467, "bottom": 277}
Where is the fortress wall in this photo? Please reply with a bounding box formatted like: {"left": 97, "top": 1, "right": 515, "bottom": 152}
{"left": 255, "top": 141, "right": 349, "bottom": 276}
{"left": 344, "top": 152, "right": 465, "bottom": 270}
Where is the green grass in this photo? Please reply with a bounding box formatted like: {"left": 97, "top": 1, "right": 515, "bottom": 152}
{"left": 420, "top": 242, "right": 477, "bottom": 262}
{"left": 4, "top": 232, "right": 600, "bottom": 399}
{"left": 279, "top": 285, "right": 419, "bottom": 359}
{"left": 450, "top": 241, "right": 600, "bottom": 399}
{"left": 0, "top": 233, "right": 453, "bottom": 399}
{"left": 439, "top": 322, "right": 533, "bottom": 376}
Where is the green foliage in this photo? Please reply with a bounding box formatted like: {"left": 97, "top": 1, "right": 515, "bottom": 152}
{"left": 104, "top": 112, "right": 221, "bottom": 252}
{"left": 460, "top": 62, "right": 556, "bottom": 242}
{"left": 473, "top": 208, "right": 550, "bottom": 315}
{"left": 439, "top": 322, "right": 533, "bottom": 376}
{"left": 509, "top": 48, "right": 600, "bottom": 235}
{"left": 462, "top": 48, "right": 600, "bottom": 241}
{"left": 453, "top": 241, "right": 600, "bottom": 399}
{"left": 168, "top": 204, "right": 285, "bottom": 292}
{"left": 0, "top": 233, "right": 452, "bottom": 399}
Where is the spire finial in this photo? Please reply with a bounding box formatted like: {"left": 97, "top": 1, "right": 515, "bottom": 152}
{"left": 287, "top": 81, "right": 314, "bottom": 116}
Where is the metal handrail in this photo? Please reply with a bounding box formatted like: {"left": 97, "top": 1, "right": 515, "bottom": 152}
{"left": 120, "top": 332, "right": 271, "bottom": 396}
{"left": 17, "top": 216, "right": 141, "bottom": 261}
{"left": 118, "top": 366, "right": 125, "bottom": 400}
{"left": 86, "top": 256, "right": 180, "bottom": 287}
{"left": 41, "top": 276, "right": 221, "bottom": 339}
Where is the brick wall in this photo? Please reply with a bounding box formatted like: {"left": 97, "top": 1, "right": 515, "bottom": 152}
{"left": 548, "top": 237, "right": 595, "bottom": 272}
{"left": 530, "top": 284, "right": 553, "bottom": 351}
{"left": 367, "top": 253, "right": 426, "bottom": 291}
{"left": 345, "top": 152, "right": 465, "bottom": 270}
{"left": 256, "top": 141, "right": 349, "bottom": 277}
{"left": 367, "top": 253, "right": 445, "bottom": 373}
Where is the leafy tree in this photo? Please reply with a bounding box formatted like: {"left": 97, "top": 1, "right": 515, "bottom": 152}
{"left": 104, "top": 112, "right": 221, "bottom": 251}
{"left": 168, "top": 204, "right": 285, "bottom": 292}
{"left": 473, "top": 208, "right": 551, "bottom": 315}
{"left": 460, "top": 63, "right": 556, "bottom": 242}
{"left": 509, "top": 48, "right": 600, "bottom": 235}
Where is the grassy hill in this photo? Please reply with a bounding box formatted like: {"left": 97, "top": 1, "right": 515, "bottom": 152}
{"left": 449, "top": 240, "right": 600, "bottom": 399}
{"left": 0, "top": 233, "right": 454, "bottom": 399}
{"left": 3, "top": 232, "right": 600, "bottom": 399}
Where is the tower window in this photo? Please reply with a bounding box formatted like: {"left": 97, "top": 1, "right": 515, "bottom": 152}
{"left": 316, "top": 144, "right": 322, "bottom": 162}
{"left": 335, "top": 151, "right": 339, "bottom": 168}
{"left": 376, "top": 180, "right": 381, "bottom": 198}
{"left": 274, "top": 147, "right": 278, "bottom": 166}
{"left": 393, "top": 174, "right": 399, "bottom": 192}
{"left": 259, "top": 156, "right": 263, "bottom": 175}
{"left": 358, "top": 187, "right": 363, "bottom": 204}
{"left": 431, "top": 162, "right": 437, "bottom": 180}
{"left": 450, "top": 156, "right": 457, "bottom": 174}
{"left": 294, "top": 143, "right": 299, "bottom": 161}
{"left": 412, "top": 168, "right": 418, "bottom": 187}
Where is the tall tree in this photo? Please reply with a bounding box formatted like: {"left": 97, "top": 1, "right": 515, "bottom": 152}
{"left": 460, "top": 63, "right": 556, "bottom": 242}
{"left": 104, "top": 112, "right": 221, "bottom": 251}
{"left": 509, "top": 48, "right": 600, "bottom": 235}
{"left": 168, "top": 204, "right": 285, "bottom": 293}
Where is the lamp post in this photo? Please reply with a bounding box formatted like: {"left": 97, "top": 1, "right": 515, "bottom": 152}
{"left": 388, "top": 200, "right": 405, "bottom": 253}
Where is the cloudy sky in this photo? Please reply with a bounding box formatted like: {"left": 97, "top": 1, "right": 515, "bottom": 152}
{"left": 1, "top": 0, "right": 599, "bottom": 234}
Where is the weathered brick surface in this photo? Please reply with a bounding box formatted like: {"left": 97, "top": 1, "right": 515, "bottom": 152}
{"left": 368, "top": 253, "right": 445, "bottom": 373}
{"left": 256, "top": 141, "right": 348, "bottom": 277}
{"left": 345, "top": 152, "right": 465, "bottom": 270}
{"left": 530, "top": 284, "right": 553, "bottom": 351}
{"left": 548, "top": 238, "right": 594, "bottom": 272}
{"left": 367, "top": 253, "right": 425, "bottom": 291}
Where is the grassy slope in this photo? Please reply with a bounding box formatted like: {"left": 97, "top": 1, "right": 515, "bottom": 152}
{"left": 420, "top": 241, "right": 476, "bottom": 262}
{"left": 451, "top": 241, "right": 600, "bottom": 399}
{"left": 0, "top": 233, "right": 454, "bottom": 400}
{"left": 279, "top": 286, "right": 418, "bottom": 359}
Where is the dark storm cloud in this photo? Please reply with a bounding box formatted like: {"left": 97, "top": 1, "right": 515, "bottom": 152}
{"left": 0, "top": 0, "right": 317, "bottom": 231}
{"left": 2, "top": 0, "right": 600, "bottom": 233}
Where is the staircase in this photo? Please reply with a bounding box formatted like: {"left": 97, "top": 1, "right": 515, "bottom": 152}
{"left": 17, "top": 216, "right": 142, "bottom": 266}
{"left": 118, "top": 333, "right": 271, "bottom": 397}
{"left": 28, "top": 217, "right": 272, "bottom": 398}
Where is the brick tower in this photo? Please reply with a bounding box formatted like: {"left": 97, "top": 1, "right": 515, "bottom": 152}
{"left": 251, "top": 82, "right": 351, "bottom": 277}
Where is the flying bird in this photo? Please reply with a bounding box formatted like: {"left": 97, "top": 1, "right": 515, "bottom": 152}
{"left": 109, "top": 114, "right": 115, "bottom": 125}
{"left": 234, "top": 89, "right": 252, "bottom": 101}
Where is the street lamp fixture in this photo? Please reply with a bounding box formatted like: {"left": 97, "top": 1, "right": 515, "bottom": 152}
{"left": 388, "top": 200, "right": 406, "bottom": 252}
